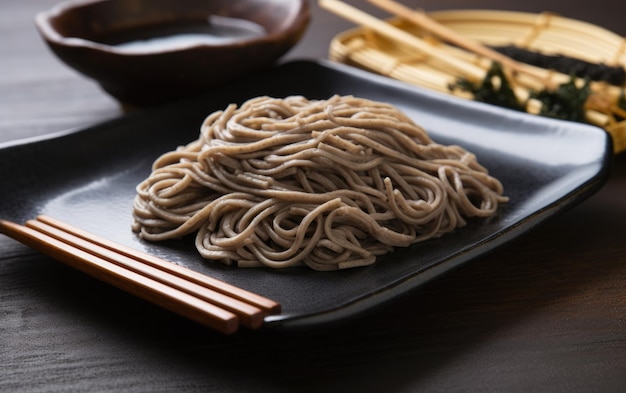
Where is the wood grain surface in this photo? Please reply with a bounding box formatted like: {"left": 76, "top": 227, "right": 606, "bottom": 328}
{"left": 2, "top": 1, "right": 625, "bottom": 392}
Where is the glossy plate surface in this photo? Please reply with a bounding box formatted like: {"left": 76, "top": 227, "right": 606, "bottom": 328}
{"left": 0, "top": 60, "right": 612, "bottom": 328}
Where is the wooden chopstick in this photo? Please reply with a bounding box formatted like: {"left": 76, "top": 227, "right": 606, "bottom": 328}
{"left": 366, "top": 0, "right": 548, "bottom": 82}
{"left": 0, "top": 216, "right": 281, "bottom": 334}
{"left": 319, "top": 0, "right": 486, "bottom": 80}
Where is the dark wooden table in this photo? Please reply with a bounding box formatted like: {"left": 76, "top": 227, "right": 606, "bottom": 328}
{"left": 2, "top": 1, "right": 625, "bottom": 392}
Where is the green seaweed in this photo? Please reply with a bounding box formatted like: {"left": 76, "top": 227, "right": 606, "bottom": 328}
{"left": 529, "top": 77, "right": 590, "bottom": 122}
{"left": 449, "top": 62, "right": 525, "bottom": 112}
{"left": 451, "top": 62, "right": 593, "bottom": 123}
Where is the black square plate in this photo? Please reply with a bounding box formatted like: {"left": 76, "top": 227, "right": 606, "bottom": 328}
{"left": 0, "top": 60, "right": 612, "bottom": 328}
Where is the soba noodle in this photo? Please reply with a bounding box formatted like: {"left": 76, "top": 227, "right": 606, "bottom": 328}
{"left": 132, "top": 95, "right": 507, "bottom": 270}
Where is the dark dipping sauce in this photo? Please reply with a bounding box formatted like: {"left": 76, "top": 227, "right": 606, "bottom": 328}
{"left": 96, "top": 15, "right": 266, "bottom": 52}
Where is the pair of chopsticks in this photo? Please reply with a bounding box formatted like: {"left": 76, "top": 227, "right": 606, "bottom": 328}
{"left": 0, "top": 215, "right": 280, "bottom": 334}
{"left": 320, "top": 0, "right": 525, "bottom": 80}
{"left": 323, "top": 0, "right": 543, "bottom": 80}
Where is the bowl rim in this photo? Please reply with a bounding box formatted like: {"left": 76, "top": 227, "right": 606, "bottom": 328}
{"left": 34, "top": 0, "right": 310, "bottom": 55}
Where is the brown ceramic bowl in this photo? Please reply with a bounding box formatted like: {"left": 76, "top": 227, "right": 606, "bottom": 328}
{"left": 35, "top": 0, "right": 310, "bottom": 106}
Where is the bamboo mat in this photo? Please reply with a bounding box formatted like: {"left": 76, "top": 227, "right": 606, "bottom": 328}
{"left": 329, "top": 9, "right": 626, "bottom": 153}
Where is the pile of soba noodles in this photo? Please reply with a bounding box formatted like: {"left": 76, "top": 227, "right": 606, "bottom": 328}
{"left": 132, "top": 95, "right": 507, "bottom": 271}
